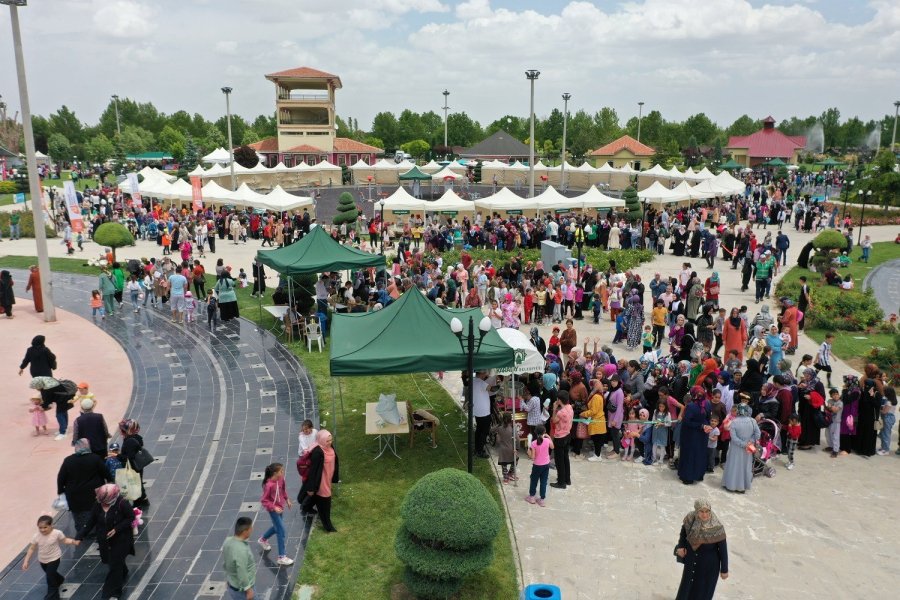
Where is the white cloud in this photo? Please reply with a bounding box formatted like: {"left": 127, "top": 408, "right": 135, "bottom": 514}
{"left": 93, "top": 0, "right": 156, "bottom": 39}
{"left": 215, "top": 41, "right": 238, "bottom": 55}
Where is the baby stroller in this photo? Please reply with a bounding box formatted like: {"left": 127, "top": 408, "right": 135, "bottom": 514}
{"left": 752, "top": 419, "right": 781, "bottom": 478}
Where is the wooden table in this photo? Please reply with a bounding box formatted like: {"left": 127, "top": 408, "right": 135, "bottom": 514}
{"left": 365, "top": 402, "right": 409, "bottom": 459}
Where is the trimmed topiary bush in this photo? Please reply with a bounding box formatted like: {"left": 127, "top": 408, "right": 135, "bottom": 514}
{"left": 812, "top": 229, "right": 847, "bottom": 252}
{"left": 93, "top": 222, "right": 134, "bottom": 259}
{"left": 395, "top": 468, "right": 502, "bottom": 599}
{"left": 622, "top": 185, "right": 640, "bottom": 215}
{"left": 332, "top": 192, "right": 359, "bottom": 226}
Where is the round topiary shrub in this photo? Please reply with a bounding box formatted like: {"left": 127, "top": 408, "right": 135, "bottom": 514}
{"left": 93, "top": 222, "right": 134, "bottom": 259}
{"left": 395, "top": 468, "right": 502, "bottom": 599}
{"left": 812, "top": 229, "right": 847, "bottom": 252}
{"left": 332, "top": 192, "right": 359, "bottom": 226}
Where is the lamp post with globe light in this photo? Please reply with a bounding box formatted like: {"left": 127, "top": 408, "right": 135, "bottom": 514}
{"left": 222, "top": 86, "right": 236, "bottom": 190}
{"left": 561, "top": 93, "right": 571, "bottom": 191}
{"left": 450, "top": 314, "right": 492, "bottom": 474}
{"left": 526, "top": 70, "right": 540, "bottom": 198}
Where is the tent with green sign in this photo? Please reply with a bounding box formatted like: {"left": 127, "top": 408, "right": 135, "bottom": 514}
{"left": 330, "top": 288, "right": 514, "bottom": 376}
{"left": 256, "top": 225, "right": 384, "bottom": 274}
{"left": 426, "top": 189, "right": 477, "bottom": 214}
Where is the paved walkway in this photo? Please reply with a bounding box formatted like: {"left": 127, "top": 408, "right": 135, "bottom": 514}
{"left": 865, "top": 257, "right": 900, "bottom": 318}
{"left": 0, "top": 270, "right": 317, "bottom": 600}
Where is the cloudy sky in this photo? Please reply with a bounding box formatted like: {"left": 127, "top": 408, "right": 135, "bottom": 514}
{"left": 1, "top": 0, "right": 898, "bottom": 130}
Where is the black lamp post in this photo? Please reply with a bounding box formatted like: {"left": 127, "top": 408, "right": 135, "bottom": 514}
{"left": 450, "top": 315, "right": 491, "bottom": 474}
{"left": 858, "top": 190, "right": 872, "bottom": 245}
{"left": 841, "top": 180, "right": 854, "bottom": 221}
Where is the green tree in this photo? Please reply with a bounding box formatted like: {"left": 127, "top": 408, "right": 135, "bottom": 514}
{"left": 119, "top": 125, "right": 155, "bottom": 155}
{"left": 215, "top": 114, "right": 248, "bottom": 146}
{"left": 85, "top": 133, "right": 116, "bottom": 164}
{"left": 170, "top": 141, "right": 185, "bottom": 164}
{"left": 712, "top": 138, "right": 724, "bottom": 166}
{"left": 199, "top": 123, "right": 227, "bottom": 153}
{"left": 541, "top": 139, "right": 557, "bottom": 161}
{"left": 93, "top": 222, "right": 134, "bottom": 259}
{"left": 420, "top": 111, "right": 444, "bottom": 146}
{"left": 250, "top": 114, "right": 276, "bottom": 139}
{"left": 726, "top": 114, "right": 761, "bottom": 138}
{"left": 395, "top": 469, "right": 502, "bottom": 599}
{"left": 446, "top": 112, "right": 482, "bottom": 147}
{"left": 47, "top": 133, "right": 73, "bottom": 164}
{"left": 400, "top": 139, "right": 430, "bottom": 159}
{"left": 622, "top": 186, "right": 640, "bottom": 215}
{"left": 371, "top": 112, "right": 400, "bottom": 150}
{"left": 30, "top": 115, "right": 50, "bottom": 153}
{"left": 332, "top": 192, "right": 359, "bottom": 225}
{"left": 593, "top": 107, "right": 621, "bottom": 145}
{"left": 48, "top": 105, "right": 84, "bottom": 145}
{"left": 682, "top": 113, "right": 720, "bottom": 146}
{"left": 538, "top": 108, "right": 564, "bottom": 149}
{"left": 232, "top": 145, "right": 258, "bottom": 168}
{"left": 567, "top": 109, "right": 596, "bottom": 159}
{"left": 158, "top": 125, "right": 186, "bottom": 155}
{"left": 182, "top": 135, "right": 200, "bottom": 172}
{"left": 820, "top": 107, "right": 841, "bottom": 148}
{"left": 336, "top": 115, "right": 353, "bottom": 139}
{"left": 398, "top": 110, "right": 426, "bottom": 144}
{"left": 363, "top": 136, "right": 385, "bottom": 150}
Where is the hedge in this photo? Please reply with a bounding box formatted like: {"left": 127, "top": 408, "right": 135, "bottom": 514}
{"left": 434, "top": 247, "right": 654, "bottom": 275}
{"left": 0, "top": 210, "right": 57, "bottom": 238}
{"left": 395, "top": 469, "right": 502, "bottom": 599}
{"left": 775, "top": 276, "right": 883, "bottom": 331}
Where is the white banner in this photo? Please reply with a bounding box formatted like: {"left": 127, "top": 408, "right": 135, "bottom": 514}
{"left": 127, "top": 173, "right": 141, "bottom": 206}
{"left": 63, "top": 180, "right": 84, "bottom": 233}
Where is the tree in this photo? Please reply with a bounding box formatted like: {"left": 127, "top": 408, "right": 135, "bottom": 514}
{"left": 30, "top": 115, "right": 50, "bottom": 153}
{"left": 726, "top": 115, "right": 761, "bottom": 138}
{"left": 820, "top": 107, "right": 841, "bottom": 148}
{"left": 371, "top": 111, "right": 400, "bottom": 150}
{"left": 48, "top": 105, "right": 84, "bottom": 145}
{"left": 232, "top": 145, "right": 258, "bottom": 168}
{"left": 593, "top": 107, "right": 621, "bottom": 144}
{"left": 622, "top": 186, "right": 640, "bottom": 215}
{"left": 158, "top": 125, "right": 186, "bottom": 156}
{"left": 93, "top": 222, "right": 134, "bottom": 259}
{"left": 400, "top": 139, "right": 430, "bottom": 159}
{"left": 567, "top": 109, "right": 596, "bottom": 158}
{"left": 85, "top": 134, "right": 116, "bottom": 164}
{"left": 395, "top": 469, "right": 502, "bottom": 599}
{"left": 398, "top": 110, "right": 426, "bottom": 144}
{"left": 47, "top": 133, "right": 73, "bottom": 164}
{"left": 682, "top": 113, "right": 720, "bottom": 146}
{"left": 538, "top": 108, "right": 564, "bottom": 149}
{"left": 420, "top": 111, "right": 444, "bottom": 146}
{"left": 119, "top": 125, "right": 155, "bottom": 155}
{"left": 250, "top": 114, "right": 276, "bottom": 139}
{"left": 332, "top": 192, "right": 359, "bottom": 225}
{"left": 363, "top": 136, "right": 385, "bottom": 150}
{"left": 712, "top": 138, "right": 724, "bottom": 166}
{"left": 199, "top": 123, "right": 227, "bottom": 153}
{"left": 446, "top": 112, "right": 482, "bottom": 147}
{"left": 485, "top": 114, "right": 528, "bottom": 141}
{"left": 215, "top": 114, "right": 248, "bottom": 146}
{"left": 182, "top": 135, "right": 200, "bottom": 172}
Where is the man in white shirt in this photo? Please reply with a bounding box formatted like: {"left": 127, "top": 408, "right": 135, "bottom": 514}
{"left": 471, "top": 372, "right": 496, "bottom": 458}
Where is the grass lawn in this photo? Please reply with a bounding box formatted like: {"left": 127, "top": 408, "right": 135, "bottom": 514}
{"left": 1, "top": 171, "right": 100, "bottom": 206}
{"left": 777, "top": 241, "right": 900, "bottom": 371}
{"left": 0, "top": 255, "right": 521, "bottom": 600}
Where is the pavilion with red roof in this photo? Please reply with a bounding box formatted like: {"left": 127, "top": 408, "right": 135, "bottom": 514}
{"left": 589, "top": 135, "right": 656, "bottom": 170}
{"left": 726, "top": 116, "right": 806, "bottom": 168}
{"left": 247, "top": 67, "right": 381, "bottom": 167}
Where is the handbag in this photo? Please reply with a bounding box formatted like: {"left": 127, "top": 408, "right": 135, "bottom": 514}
{"left": 131, "top": 447, "right": 155, "bottom": 471}
{"left": 813, "top": 409, "right": 827, "bottom": 429}
{"left": 52, "top": 493, "right": 69, "bottom": 511}
{"left": 116, "top": 463, "right": 142, "bottom": 501}
{"left": 674, "top": 545, "right": 685, "bottom": 564}
{"left": 575, "top": 422, "right": 589, "bottom": 440}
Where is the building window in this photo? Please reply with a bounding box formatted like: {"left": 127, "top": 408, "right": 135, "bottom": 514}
{"left": 362, "top": 155, "right": 369, "bottom": 165}
{"left": 350, "top": 154, "right": 358, "bottom": 164}
{"left": 634, "top": 161, "right": 642, "bottom": 171}
{"left": 337, "top": 155, "right": 346, "bottom": 166}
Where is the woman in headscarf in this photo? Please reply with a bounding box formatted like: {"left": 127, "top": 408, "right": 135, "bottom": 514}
{"left": 756, "top": 382, "right": 780, "bottom": 422}
{"left": 669, "top": 314, "right": 686, "bottom": 357}
{"left": 30, "top": 376, "right": 73, "bottom": 440}
{"left": 529, "top": 326, "right": 546, "bottom": 357}
{"left": 797, "top": 367, "right": 825, "bottom": 449}
{"left": 750, "top": 304, "right": 773, "bottom": 338}
{"left": 685, "top": 276, "right": 704, "bottom": 322}
{"left": 695, "top": 358, "right": 719, "bottom": 389}
{"left": 739, "top": 359, "right": 766, "bottom": 405}
{"left": 57, "top": 438, "right": 110, "bottom": 536}
{"left": 715, "top": 371, "right": 735, "bottom": 413}
{"left": 703, "top": 272, "right": 720, "bottom": 308}
{"left": 722, "top": 307, "right": 748, "bottom": 362}
{"left": 675, "top": 499, "right": 728, "bottom": 600}
{"left": 779, "top": 298, "right": 799, "bottom": 354}
{"left": 765, "top": 324, "right": 784, "bottom": 377}
{"left": 464, "top": 286, "right": 481, "bottom": 309}
{"left": 75, "top": 483, "right": 135, "bottom": 600}
{"left": 0, "top": 270, "right": 15, "bottom": 318}
{"left": 838, "top": 374, "right": 861, "bottom": 455}
{"left": 299, "top": 429, "right": 339, "bottom": 532}
{"left": 25, "top": 265, "right": 44, "bottom": 312}
{"left": 625, "top": 294, "right": 644, "bottom": 350}
{"left": 678, "top": 386, "right": 711, "bottom": 485}
{"left": 695, "top": 304, "right": 715, "bottom": 352}
{"left": 215, "top": 267, "right": 240, "bottom": 321}
{"left": 119, "top": 419, "right": 149, "bottom": 507}
{"left": 581, "top": 378, "right": 608, "bottom": 461}
{"left": 722, "top": 403, "right": 760, "bottom": 493}
{"left": 676, "top": 323, "right": 698, "bottom": 364}
{"left": 854, "top": 364, "right": 884, "bottom": 457}
{"left": 19, "top": 335, "right": 57, "bottom": 377}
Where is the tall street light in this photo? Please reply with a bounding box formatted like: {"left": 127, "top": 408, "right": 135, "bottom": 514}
{"left": 891, "top": 100, "right": 900, "bottom": 152}
{"left": 858, "top": 189, "right": 872, "bottom": 245}
{"left": 526, "top": 69, "right": 540, "bottom": 198}
{"left": 111, "top": 94, "right": 121, "bottom": 137}
{"left": 449, "top": 314, "right": 492, "bottom": 474}
{"left": 442, "top": 90, "right": 450, "bottom": 151}
{"left": 4, "top": 0, "right": 56, "bottom": 322}
{"left": 637, "top": 101, "right": 645, "bottom": 143}
{"left": 221, "top": 86, "right": 236, "bottom": 191}
{"left": 841, "top": 180, "right": 855, "bottom": 221}
{"left": 560, "top": 92, "right": 571, "bottom": 191}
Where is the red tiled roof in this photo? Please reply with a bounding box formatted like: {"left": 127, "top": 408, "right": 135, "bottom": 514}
{"left": 589, "top": 135, "right": 655, "bottom": 157}
{"left": 265, "top": 67, "right": 342, "bottom": 88}
{"left": 726, "top": 129, "right": 806, "bottom": 159}
{"left": 333, "top": 137, "right": 382, "bottom": 153}
{"left": 247, "top": 137, "right": 278, "bottom": 153}
{"left": 284, "top": 144, "right": 327, "bottom": 154}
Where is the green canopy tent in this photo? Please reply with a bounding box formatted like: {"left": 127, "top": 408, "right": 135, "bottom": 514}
{"left": 719, "top": 159, "right": 743, "bottom": 170}
{"left": 399, "top": 165, "right": 433, "bottom": 198}
{"left": 762, "top": 157, "right": 787, "bottom": 167}
{"left": 816, "top": 157, "right": 846, "bottom": 167}
{"left": 256, "top": 225, "right": 385, "bottom": 274}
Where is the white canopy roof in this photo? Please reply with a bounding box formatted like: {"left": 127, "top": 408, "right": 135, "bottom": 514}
{"left": 348, "top": 159, "right": 372, "bottom": 170}
{"left": 394, "top": 159, "right": 416, "bottom": 171}
{"left": 373, "top": 158, "right": 399, "bottom": 170}
{"left": 574, "top": 186, "right": 626, "bottom": 209}
{"left": 595, "top": 162, "right": 618, "bottom": 174}
{"left": 508, "top": 161, "right": 529, "bottom": 172}
{"left": 494, "top": 328, "right": 544, "bottom": 375}
{"left": 202, "top": 163, "right": 228, "bottom": 177}
{"left": 712, "top": 171, "right": 745, "bottom": 194}
{"left": 290, "top": 161, "right": 313, "bottom": 172}
{"left": 694, "top": 166, "right": 715, "bottom": 180}
{"left": 168, "top": 178, "right": 194, "bottom": 201}
{"left": 314, "top": 159, "right": 341, "bottom": 171}
{"left": 667, "top": 166, "right": 684, "bottom": 179}
{"left": 230, "top": 183, "right": 266, "bottom": 207}
{"left": 638, "top": 181, "right": 677, "bottom": 201}
{"left": 270, "top": 162, "right": 290, "bottom": 173}
{"left": 532, "top": 160, "right": 548, "bottom": 173}
{"left": 639, "top": 164, "right": 672, "bottom": 179}
{"left": 202, "top": 147, "right": 231, "bottom": 163}
{"left": 187, "top": 165, "right": 206, "bottom": 177}
{"left": 431, "top": 166, "right": 462, "bottom": 181}
{"left": 257, "top": 185, "right": 314, "bottom": 211}
{"left": 534, "top": 186, "right": 576, "bottom": 210}
{"left": 426, "top": 190, "right": 477, "bottom": 213}
{"left": 248, "top": 162, "right": 269, "bottom": 173}
{"left": 378, "top": 186, "right": 427, "bottom": 211}
{"left": 574, "top": 162, "right": 597, "bottom": 172}
{"left": 420, "top": 160, "right": 442, "bottom": 173}
{"left": 482, "top": 159, "right": 508, "bottom": 169}
{"left": 474, "top": 187, "right": 540, "bottom": 211}
{"left": 445, "top": 159, "right": 467, "bottom": 173}
{"left": 200, "top": 180, "right": 235, "bottom": 203}
{"left": 619, "top": 163, "right": 637, "bottom": 174}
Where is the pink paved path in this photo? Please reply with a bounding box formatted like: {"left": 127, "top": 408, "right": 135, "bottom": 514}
{"left": 2, "top": 301, "right": 132, "bottom": 567}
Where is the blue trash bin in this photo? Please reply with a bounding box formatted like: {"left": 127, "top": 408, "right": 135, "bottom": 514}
{"left": 522, "top": 584, "right": 561, "bottom": 600}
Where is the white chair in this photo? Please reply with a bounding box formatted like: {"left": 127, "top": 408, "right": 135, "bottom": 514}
{"left": 305, "top": 322, "right": 324, "bottom": 352}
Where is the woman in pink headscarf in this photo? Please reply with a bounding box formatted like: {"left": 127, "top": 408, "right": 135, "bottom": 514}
{"left": 299, "top": 430, "right": 339, "bottom": 532}
{"left": 501, "top": 292, "right": 521, "bottom": 329}
{"left": 74, "top": 484, "right": 135, "bottom": 599}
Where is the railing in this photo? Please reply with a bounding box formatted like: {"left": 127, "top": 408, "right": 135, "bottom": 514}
{"left": 277, "top": 93, "right": 330, "bottom": 101}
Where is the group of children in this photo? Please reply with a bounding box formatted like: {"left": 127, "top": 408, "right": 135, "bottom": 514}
{"left": 89, "top": 284, "right": 221, "bottom": 328}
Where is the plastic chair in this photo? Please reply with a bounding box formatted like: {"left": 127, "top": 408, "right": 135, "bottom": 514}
{"left": 305, "top": 322, "right": 324, "bottom": 352}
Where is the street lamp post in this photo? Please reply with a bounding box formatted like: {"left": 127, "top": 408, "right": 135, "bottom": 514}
{"left": 841, "top": 180, "right": 855, "bottom": 221}
{"left": 892, "top": 100, "right": 900, "bottom": 152}
{"left": 560, "top": 92, "right": 571, "bottom": 192}
{"left": 637, "top": 101, "right": 645, "bottom": 143}
{"left": 4, "top": 0, "right": 56, "bottom": 322}
{"left": 111, "top": 94, "right": 121, "bottom": 137}
{"left": 525, "top": 69, "right": 540, "bottom": 198}
{"left": 858, "top": 190, "right": 872, "bottom": 245}
{"left": 450, "top": 315, "right": 491, "bottom": 474}
{"left": 221, "top": 86, "right": 236, "bottom": 191}
{"left": 442, "top": 90, "right": 450, "bottom": 152}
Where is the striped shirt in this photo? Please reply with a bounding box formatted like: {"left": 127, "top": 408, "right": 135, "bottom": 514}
{"left": 817, "top": 342, "right": 831, "bottom": 367}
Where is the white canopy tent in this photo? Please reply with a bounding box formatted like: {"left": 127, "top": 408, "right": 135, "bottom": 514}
{"left": 638, "top": 181, "right": 677, "bottom": 202}
{"left": 639, "top": 164, "right": 672, "bottom": 180}
{"left": 202, "top": 147, "right": 231, "bottom": 164}
{"left": 494, "top": 328, "right": 544, "bottom": 375}
{"left": 694, "top": 166, "right": 715, "bottom": 180}
{"left": 426, "top": 189, "right": 477, "bottom": 213}
{"left": 431, "top": 166, "right": 462, "bottom": 181}
{"left": 474, "top": 187, "right": 540, "bottom": 214}
{"left": 575, "top": 186, "right": 626, "bottom": 210}
{"left": 200, "top": 180, "right": 236, "bottom": 203}
{"left": 256, "top": 185, "right": 314, "bottom": 212}
{"left": 445, "top": 160, "right": 467, "bottom": 174}
{"left": 379, "top": 186, "right": 427, "bottom": 213}
{"left": 187, "top": 165, "right": 206, "bottom": 177}
{"left": 420, "top": 160, "right": 442, "bottom": 173}
{"left": 667, "top": 166, "right": 684, "bottom": 180}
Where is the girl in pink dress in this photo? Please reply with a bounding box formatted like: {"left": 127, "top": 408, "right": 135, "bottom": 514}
{"left": 30, "top": 396, "right": 48, "bottom": 435}
{"left": 501, "top": 293, "right": 521, "bottom": 329}
{"left": 621, "top": 407, "right": 642, "bottom": 461}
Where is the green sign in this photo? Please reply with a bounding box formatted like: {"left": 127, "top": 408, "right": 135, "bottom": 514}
{"left": 440, "top": 210, "right": 458, "bottom": 216}
{"left": 506, "top": 210, "right": 523, "bottom": 215}
{"left": 392, "top": 210, "right": 410, "bottom": 215}
{"left": 554, "top": 208, "right": 572, "bottom": 214}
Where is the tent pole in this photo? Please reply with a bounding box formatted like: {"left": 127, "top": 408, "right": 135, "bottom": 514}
{"left": 331, "top": 378, "right": 337, "bottom": 446}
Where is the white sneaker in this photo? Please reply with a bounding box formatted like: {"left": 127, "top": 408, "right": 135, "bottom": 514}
{"left": 587, "top": 455, "right": 602, "bottom": 462}
{"left": 276, "top": 556, "right": 294, "bottom": 566}
{"left": 54, "top": 433, "right": 66, "bottom": 441}
{"left": 786, "top": 463, "right": 794, "bottom": 470}
{"left": 257, "top": 537, "right": 271, "bottom": 551}
{"left": 876, "top": 449, "right": 889, "bottom": 456}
